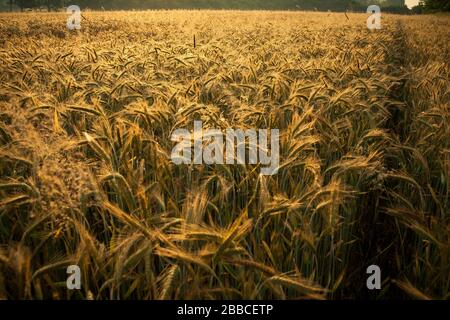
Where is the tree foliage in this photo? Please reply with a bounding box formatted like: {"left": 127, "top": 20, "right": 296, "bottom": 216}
{"left": 6, "top": 0, "right": 448, "bottom": 12}
{"left": 422, "top": 0, "right": 450, "bottom": 11}
{"left": 3, "top": 0, "right": 400, "bottom": 11}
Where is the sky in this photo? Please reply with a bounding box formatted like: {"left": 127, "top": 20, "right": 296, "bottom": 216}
{"left": 405, "top": 0, "right": 420, "bottom": 8}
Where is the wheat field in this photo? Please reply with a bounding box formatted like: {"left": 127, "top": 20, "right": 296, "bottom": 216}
{"left": 0, "top": 11, "right": 448, "bottom": 300}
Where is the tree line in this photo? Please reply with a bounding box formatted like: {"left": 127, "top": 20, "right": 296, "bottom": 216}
{"left": 413, "top": 0, "right": 450, "bottom": 12}
{"left": 1, "top": 0, "right": 449, "bottom": 12}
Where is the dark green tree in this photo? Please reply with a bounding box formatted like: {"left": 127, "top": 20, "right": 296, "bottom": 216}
{"left": 44, "top": 0, "right": 64, "bottom": 11}
{"left": 13, "top": 0, "right": 38, "bottom": 11}
{"left": 423, "top": 0, "right": 450, "bottom": 11}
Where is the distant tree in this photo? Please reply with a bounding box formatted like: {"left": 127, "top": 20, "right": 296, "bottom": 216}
{"left": 13, "top": 0, "right": 38, "bottom": 11}
{"left": 411, "top": 3, "right": 426, "bottom": 13}
{"left": 411, "top": 0, "right": 450, "bottom": 12}
{"left": 385, "top": 0, "right": 405, "bottom": 6}
{"left": 422, "top": 0, "right": 450, "bottom": 11}
{"left": 44, "top": 0, "right": 65, "bottom": 11}
{"left": 297, "top": 0, "right": 365, "bottom": 11}
{"left": 7, "top": 0, "right": 439, "bottom": 12}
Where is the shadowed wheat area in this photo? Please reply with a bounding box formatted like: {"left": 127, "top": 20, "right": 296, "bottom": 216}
{"left": 0, "top": 11, "right": 448, "bottom": 299}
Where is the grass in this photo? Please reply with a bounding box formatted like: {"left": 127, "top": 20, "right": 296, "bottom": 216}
{"left": 0, "top": 10, "right": 448, "bottom": 300}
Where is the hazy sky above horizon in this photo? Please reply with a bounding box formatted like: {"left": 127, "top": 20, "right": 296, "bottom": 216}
{"left": 405, "top": 0, "right": 420, "bottom": 8}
